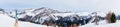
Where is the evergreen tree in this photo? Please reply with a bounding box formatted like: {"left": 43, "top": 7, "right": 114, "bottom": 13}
{"left": 106, "top": 12, "right": 116, "bottom": 23}
{"left": 110, "top": 13, "right": 116, "bottom": 23}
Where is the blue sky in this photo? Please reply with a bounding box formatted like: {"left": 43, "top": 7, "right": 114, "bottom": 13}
{"left": 0, "top": 0, "right": 120, "bottom": 14}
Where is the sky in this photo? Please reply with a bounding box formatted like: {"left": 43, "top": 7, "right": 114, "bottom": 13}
{"left": 0, "top": 0, "right": 120, "bottom": 14}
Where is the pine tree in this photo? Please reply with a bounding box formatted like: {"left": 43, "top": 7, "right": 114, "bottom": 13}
{"left": 110, "top": 13, "right": 116, "bottom": 23}
{"left": 105, "top": 12, "right": 116, "bottom": 23}
{"left": 105, "top": 12, "right": 111, "bottom": 23}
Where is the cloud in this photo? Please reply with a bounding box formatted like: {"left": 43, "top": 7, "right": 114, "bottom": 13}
{"left": 0, "top": 0, "right": 120, "bottom": 15}
{"left": 0, "top": 0, "right": 82, "bottom": 11}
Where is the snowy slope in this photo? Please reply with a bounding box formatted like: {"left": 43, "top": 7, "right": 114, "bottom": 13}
{"left": 0, "top": 14, "right": 47, "bottom": 27}
{"left": 80, "top": 20, "right": 120, "bottom": 27}
{"left": 0, "top": 14, "right": 15, "bottom": 27}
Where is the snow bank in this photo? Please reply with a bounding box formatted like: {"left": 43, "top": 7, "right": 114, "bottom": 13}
{"left": 81, "top": 20, "right": 120, "bottom": 27}
{"left": 0, "top": 14, "right": 47, "bottom": 27}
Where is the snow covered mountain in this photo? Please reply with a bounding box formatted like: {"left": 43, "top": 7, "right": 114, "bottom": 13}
{"left": 1, "top": 7, "right": 120, "bottom": 27}
{"left": 8, "top": 7, "right": 62, "bottom": 18}
{"left": 50, "top": 12, "right": 105, "bottom": 25}
{"left": 18, "top": 12, "right": 105, "bottom": 25}
{"left": 1, "top": 13, "right": 120, "bottom": 27}
{"left": 8, "top": 7, "right": 61, "bottom": 19}
{"left": 7, "top": 7, "right": 65, "bottom": 24}
{"left": 6, "top": 7, "right": 106, "bottom": 26}
{"left": 0, "top": 8, "right": 5, "bottom": 14}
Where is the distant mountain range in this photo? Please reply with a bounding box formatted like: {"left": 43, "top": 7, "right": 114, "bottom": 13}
{"left": 0, "top": 7, "right": 114, "bottom": 25}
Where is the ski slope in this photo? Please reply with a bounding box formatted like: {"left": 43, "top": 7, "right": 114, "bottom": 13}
{"left": 81, "top": 20, "right": 120, "bottom": 27}
{"left": 0, "top": 14, "right": 47, "bottom": 27}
